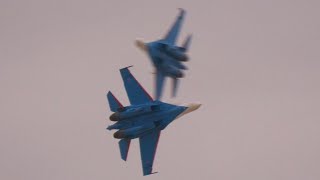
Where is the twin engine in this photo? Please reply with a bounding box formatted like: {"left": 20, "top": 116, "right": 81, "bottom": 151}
{"left": 113, "top": 123, "right": 155, "bottom": 139}
{"left": 164, "top": 64, "right": 184, "bottom": 78}
{"left": 109, "top": 105, "right": 161, "bottom": 121}
{"left": 164, "top": 46, "right": 189, "bottom": 62}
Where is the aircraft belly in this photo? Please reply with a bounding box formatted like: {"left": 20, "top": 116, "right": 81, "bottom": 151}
{"left": 114, "top": 123, "right": 156, "bottom": 139}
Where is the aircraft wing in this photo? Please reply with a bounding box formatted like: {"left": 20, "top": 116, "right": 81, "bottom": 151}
{"left": 155, "top": 69, "right": 166, "bottom": 100}
{"left": 120, "top": 67, "right": 153, "bottom": 105}
{"left": 162, "top": 8, "right": 185, "bottom": 45}
{"left": 139, "top": 130, "right": 161, "bottom": 176}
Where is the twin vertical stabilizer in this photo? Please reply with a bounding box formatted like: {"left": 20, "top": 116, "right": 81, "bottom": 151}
{"left": 107, "top": 91, "right": 123, "bottom": 112}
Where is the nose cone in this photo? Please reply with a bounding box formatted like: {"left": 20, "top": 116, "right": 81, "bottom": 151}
{"left": 176, "top": 103, "right": 201, "bottom": 119}
{"left": 185, "top": 103, "right": 201, "bottom": 113}
{"left": 109, "top": 112, "right": 120, "bottom": 121}
{"left": 135, "top": 39, "right": 147, "bottom": 51}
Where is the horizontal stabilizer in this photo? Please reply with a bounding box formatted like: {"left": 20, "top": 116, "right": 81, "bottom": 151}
{"left": 119, "top": 139, "right": 131, "bottom": 161}
{"left": 107, "top": 91, "right": 123, "bottom": 112}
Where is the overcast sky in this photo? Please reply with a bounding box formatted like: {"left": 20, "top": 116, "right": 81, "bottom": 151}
{"left": 1, "top": 0, "right": 320, "bottom": 179}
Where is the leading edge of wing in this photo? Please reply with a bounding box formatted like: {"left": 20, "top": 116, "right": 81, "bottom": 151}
{"left": 120, "top": 66, "right": 153, "bottom": 105}
{"left": 139, "top": 130, "right": 161, "bottom": 176}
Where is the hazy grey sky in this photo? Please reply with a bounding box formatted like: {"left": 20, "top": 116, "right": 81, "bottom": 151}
{"left": 1, "top": 0, "right": 320, "bottom": 179}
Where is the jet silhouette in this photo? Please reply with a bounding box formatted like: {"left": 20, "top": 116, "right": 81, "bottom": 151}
{"left": 135, "top": 8, "right": 192, "bottom": 100}
{"left": 106, "top": 66, "right": 200, "bottom": 175}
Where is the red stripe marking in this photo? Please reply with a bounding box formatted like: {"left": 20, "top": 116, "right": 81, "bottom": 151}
{"left": 110, "top": 92, "right": 123, "bottom": 108}
{"left": 128, "top": 69, "right": 153, "bottom": 101}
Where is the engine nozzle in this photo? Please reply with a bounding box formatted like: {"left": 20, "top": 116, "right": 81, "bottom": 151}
{"left": 113, "top": 130, "right": 125, "bottom": 139}
{"left": 109, "top": 112, "right": 120, "bottom": 121}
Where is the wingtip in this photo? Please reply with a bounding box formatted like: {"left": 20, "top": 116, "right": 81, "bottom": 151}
{"left": 177, "top": 8, "right": 186, "bottom": 17}
{"left": 120, "top": 65, "right": 133, "bottom": 70}
{"left": 119, "top": 65, "right": 134, "bottom": 75}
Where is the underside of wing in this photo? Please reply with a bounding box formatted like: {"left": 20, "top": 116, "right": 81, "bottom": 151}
{"left": 139, "top": 130, "right": 161, "bottom": 176}
{"left": 120, "top": 67, "right": 153, "bottom": 105}
{"left": 162, "top": 8, "right": 185, "bottom": 45}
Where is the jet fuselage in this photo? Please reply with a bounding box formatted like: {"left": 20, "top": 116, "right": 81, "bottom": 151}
{"left": 108, "top": 101, "right": 188, "bottom": 139}
{"left": 136, "top": 40, "right": 187, "bottom": 79}
{"left": 107, "top": 101, "right": 200, "bottom": 139}
{"left": 106, "top": 66, "right": 200, "bottom": 175}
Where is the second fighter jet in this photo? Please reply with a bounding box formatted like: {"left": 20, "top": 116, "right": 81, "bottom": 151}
{"left": 135, "top": 9, "right": 192, "bottom": 100}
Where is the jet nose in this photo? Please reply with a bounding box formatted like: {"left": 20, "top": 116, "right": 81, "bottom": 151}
{"left": 186, "top": 103, "right": 201, "bottom": 112}
{"left": 135, "top": 39, "right": 147, "bottom": 51}
{"left": 175, "top": 102, "right": 201, "bottom": 119}
{"left": 109, "top": 112, "right": 120, "bottom": 121}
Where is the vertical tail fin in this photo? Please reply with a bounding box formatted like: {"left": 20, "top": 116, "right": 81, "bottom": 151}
{"left": 182, "top": 34, "right": 192, "bottom": 52}
{"left": 107, "top": 91, "right": 123, "bottom": 112}
{"left": 119, "top": 139, "right": 131, "bottom": 161}
{"left": 120, "top": 67, "right": 153, "bottom": 105}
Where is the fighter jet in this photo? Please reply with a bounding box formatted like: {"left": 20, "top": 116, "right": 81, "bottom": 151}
{"left": 106, "top": 66, "right": 200, "bottom": 176}
{"left": 135, "top": 8, "right": 192, "bottom": 100}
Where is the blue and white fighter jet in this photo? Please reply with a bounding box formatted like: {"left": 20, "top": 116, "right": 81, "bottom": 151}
{"left": 135, "top": 8, "right": 192, "bottom": 100}
{"left": 106, "top": 66, "right": 200, "bottom": 176}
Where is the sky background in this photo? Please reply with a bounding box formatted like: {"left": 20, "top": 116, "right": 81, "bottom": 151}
{"left": 1, "top": 0, "right": 320, "bottom": 179}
